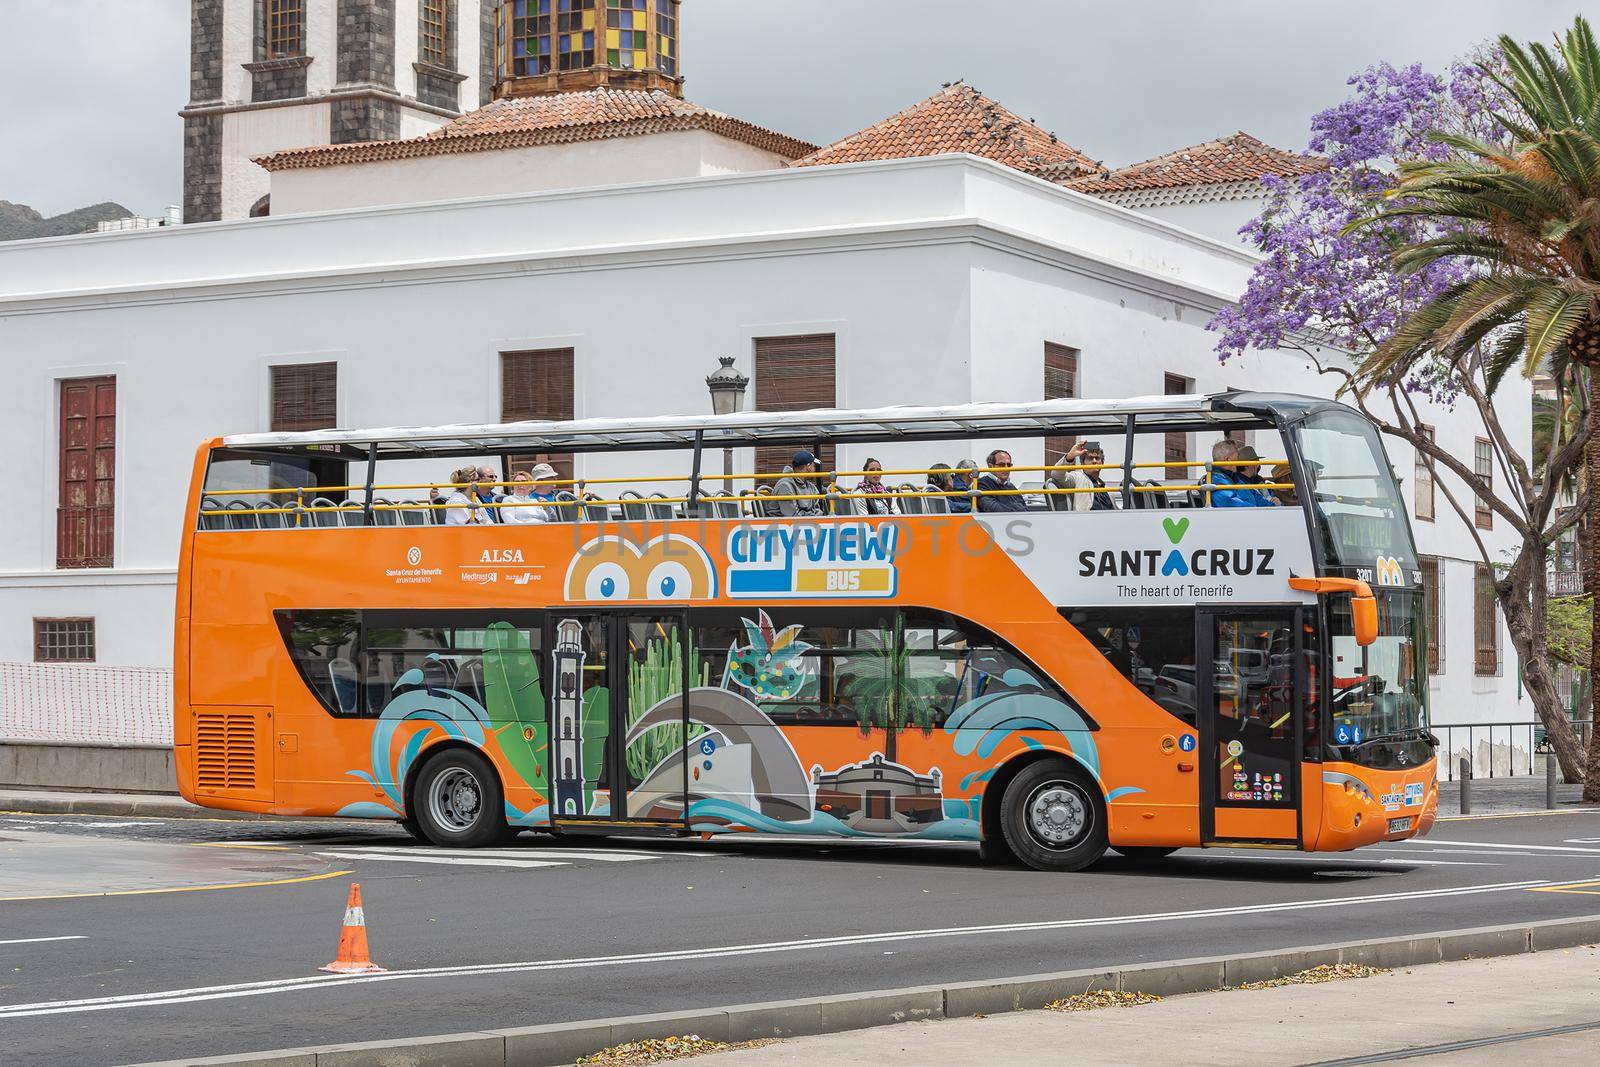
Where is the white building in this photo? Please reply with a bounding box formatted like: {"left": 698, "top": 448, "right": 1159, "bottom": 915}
{"left": 0, "top": 1, "right": 1528, "bottom": 747}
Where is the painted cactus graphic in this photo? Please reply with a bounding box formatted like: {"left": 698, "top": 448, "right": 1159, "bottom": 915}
{"left": 725, "top": 610, "right": 812, "bottom": 701}
{"left": 482, "top": 621, "right": 547, "bottom": 794}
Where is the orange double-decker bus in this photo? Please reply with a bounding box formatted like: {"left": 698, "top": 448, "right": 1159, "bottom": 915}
{"left": 174, "top": 394, "right": 1437, "bottom": 871}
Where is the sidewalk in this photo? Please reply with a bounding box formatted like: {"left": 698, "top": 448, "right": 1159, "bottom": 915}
{"left": 690, "top": 948, "right": 1600, "bottom": 1067}
{"left": 1436, "top": 775, "right": 1587, "bottom": 817}
{"left": 0, "top": 788, "right": 272, "bottom": 820}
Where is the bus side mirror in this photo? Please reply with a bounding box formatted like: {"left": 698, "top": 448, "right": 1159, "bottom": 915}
{"left": 1289, "top": 576, "right": 1379, "bottom": 648}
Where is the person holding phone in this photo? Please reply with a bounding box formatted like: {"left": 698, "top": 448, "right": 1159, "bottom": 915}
{"left": 1052, "top": 440, "right": 1118, "bottom": 511}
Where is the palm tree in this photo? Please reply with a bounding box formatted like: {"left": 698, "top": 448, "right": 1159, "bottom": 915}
{"left": 1351, "top": 17, "right": 1600, "bottom": 797}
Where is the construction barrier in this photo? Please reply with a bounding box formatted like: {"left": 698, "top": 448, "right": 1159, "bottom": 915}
{"left": 0, "top": 662, "right": 172, "bottom": 746}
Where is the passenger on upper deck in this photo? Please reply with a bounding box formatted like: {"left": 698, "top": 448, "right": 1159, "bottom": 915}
{"left": 1209, "top": 440, "right": 1275, "bottom": 508}
{"left": 773, "top": 451, "right": 826, "bottom": 518}
{"left": 502, "top": 467, "right": 559, "bottom": 524}
{"left": 977, "top": 450, "right": 1028, "bottom": 513}
{"left": 856, "top": 458, "right": 895, "bottom": 516}
{"left": 949, "top": 459, "right": 978, "bottom": 514}
{"left": 443, "top": 466, "right": 493, "bottom": 525}
{"left": 1053, "top": 441, "right": 1119, "bottom": 512}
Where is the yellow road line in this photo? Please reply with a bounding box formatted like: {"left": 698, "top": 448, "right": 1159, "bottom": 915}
{"left": 1528, "top": 880, "right": 1600, "bottom": 896}
{"left": 0, "top": 869, "right": 352, "bottom": 903}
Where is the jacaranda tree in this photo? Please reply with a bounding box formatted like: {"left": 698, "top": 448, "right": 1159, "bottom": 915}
{"left": 1212, "top": 35, "right": 1593, "bottom": 783}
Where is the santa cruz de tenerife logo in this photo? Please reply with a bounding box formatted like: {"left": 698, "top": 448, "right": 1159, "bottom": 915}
{"left": 406, "top": 546, "right": 423, "bottom": 567}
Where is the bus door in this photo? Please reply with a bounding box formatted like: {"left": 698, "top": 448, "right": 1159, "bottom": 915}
{"left": 547, "top": 611, "right": 689, "bottom": 825}
{"left": 1197, "top": 607, "right": 1302, "bottom": 846}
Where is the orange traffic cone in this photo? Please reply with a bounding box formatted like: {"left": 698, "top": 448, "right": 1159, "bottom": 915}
{"left": 320, "top": 882, "right": 385, "bottom": 974}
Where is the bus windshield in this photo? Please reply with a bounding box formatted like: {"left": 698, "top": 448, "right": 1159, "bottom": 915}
{"left": 1329, "top": 591, "right": 1428, "bottom": 746}
{"left": 1293, "top": 409, "right": 1417, "bottom": 573}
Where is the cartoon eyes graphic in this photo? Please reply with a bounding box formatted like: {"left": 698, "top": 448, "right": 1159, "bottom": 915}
{"left": 583, "top": 561, "right": 631, "bottom": 600}
{"left": 646, "top": 561, "right": 694, "bottom": 601}
{"left": 563, "top": 535, "right": 716, "bottom": 602}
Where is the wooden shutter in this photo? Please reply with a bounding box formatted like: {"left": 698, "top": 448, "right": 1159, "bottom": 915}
{"left": 57, "top": 376, "right": 115, "bottom": 568}
{"left": 501, "top": 348, "right": 575, "bottom": 479}
{"left": 1414, "top": 426, "right": 1435, "bottom": 522}
{"left": 1474, "top": 564, "right": 1497, "bottom": 675}
{"left": 1043, "top": 343, "right": 1079, "bottom": 464}
{"left": 270, "top": 363, "right": 338, "bottom": 432}
{"left": 755, "top": 334, "right": 836, "bottom": 474}
{"left": 1163, "top": 373, "right": 1191, "bottom": 478}
{"left": 1420, "top": 558, "right": 1441, "bottom": 675}
{"left": 1473, "top": 437, "right": 1492, "bottom": 529}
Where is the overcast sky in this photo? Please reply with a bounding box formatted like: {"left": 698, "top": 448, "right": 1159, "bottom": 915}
{"left": 0, "top": 0, "right": 1586, "bottom": 217}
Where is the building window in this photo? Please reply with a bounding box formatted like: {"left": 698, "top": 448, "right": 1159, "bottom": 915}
{"left": 654, "top": 0, "right": 678, "bottom": 75}
{"left": 1474, "top": 564, "right": 1498, "bottom": 676}
{"left": 1474, "top": 437, "right": 1493, "bottom": 529}
{"left": 1043, "top": 342, "right": 1079, "bottom": 465}
{"left": 57, "top": 376, "right": 116, "bottom": 569}
{"left": 755, "top": 334, "right": 837, "bottom": 474}
{"left": 501, "top": 348, "right": 576, "bottom": 480}
{"left": 265, "top": 0, "right": 306, "bottom": 59}
{"left": 1420, "top": 557, "right": 1442, "bottom": 675}
{"left": 270, "top": 363, "right": 338, "bottom": 433}
{"left": 1414, "top": 426, "right": 1435, "bottom": 522}
{"left": 605, "top": 0, "right": 648, "bottom": 70}
{"left": 34, "top": 618, "right": 96, "bottom": 663}
{"left": 421, "top": 0, "right": 451, "bottom": 67}
{"left": 1164, "top": 373, "right": 1192, "bottom": 479}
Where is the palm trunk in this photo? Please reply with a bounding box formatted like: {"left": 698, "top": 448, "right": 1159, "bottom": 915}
{"left": 1506, "top": 552, "right": 1586, "bottom": 781}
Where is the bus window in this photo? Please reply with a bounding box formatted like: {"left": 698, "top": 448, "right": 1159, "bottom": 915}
{"left": 1292, "top": 409, "right": 1417, "bottom": 572}
{"left": 1062, "top": 607, "right": 1196, "bottom": 724}
{"left": 694, "top": 608, "right": 894, "bottom": 729}
{"left": 901, "top": 610, "right": 1090, "bottom": 732}
{"left": 276, "top": 611, "right": 361, "bottom": 716}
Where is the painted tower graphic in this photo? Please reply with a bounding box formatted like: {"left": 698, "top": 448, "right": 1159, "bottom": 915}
{"left": 552, "top": 618, "right": 587, "bottom": 816}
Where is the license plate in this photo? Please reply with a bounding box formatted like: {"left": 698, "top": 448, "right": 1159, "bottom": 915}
{"left": 1388, "top": 816, "right": 1414, "bottom": 833}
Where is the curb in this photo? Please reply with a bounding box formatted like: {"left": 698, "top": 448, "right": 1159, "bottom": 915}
{"left": 132, "top": 914, "right": 1600, "bottom": 1067}
{"left": 0, "top": 793, "right": 275, "bottom": 821}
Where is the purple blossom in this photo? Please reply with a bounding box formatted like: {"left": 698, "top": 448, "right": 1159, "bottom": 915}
{"left": 1210, "top": 45, "right": 1518, "bottom": 400}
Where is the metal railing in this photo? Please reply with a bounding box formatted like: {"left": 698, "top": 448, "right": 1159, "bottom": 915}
{"left": 194, "top": 458, "right": 1297, "bottom": 529}
{"left": 1432, "top": 718, "right": 1593, "bottom": 781}
{"left": 56, "top": 505, "right": 114, "bottom": 567}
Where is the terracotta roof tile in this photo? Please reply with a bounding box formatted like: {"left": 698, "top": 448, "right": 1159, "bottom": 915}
{"left": 255, "top": 88, "right": 817, "bottom": 171}
{"left": 789, "top": 83, "right": 1102, "bottom": 177}
{"left": 1059, "top": 132, "right": 1324, "bottom": 194}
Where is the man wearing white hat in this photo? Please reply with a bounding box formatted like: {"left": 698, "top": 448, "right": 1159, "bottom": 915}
{"left": 503, "top": 463, "right": 561, "bottom": 524}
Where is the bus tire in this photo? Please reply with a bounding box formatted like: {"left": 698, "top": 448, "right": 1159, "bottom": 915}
{"left": 411, "top": 748, "right": 510, "bottom": 848}
{"left": 1110, "top": 846, "right": 1178, "bottom": 861}
{"left": 1000, "top": 759, "right": 1107, "bottom": 872}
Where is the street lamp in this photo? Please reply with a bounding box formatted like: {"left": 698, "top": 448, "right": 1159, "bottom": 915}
{"left": 706, "top": 356, "right": 749, "bottom": 496}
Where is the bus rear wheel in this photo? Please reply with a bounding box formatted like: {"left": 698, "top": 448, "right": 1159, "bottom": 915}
{"left": 411, "top": 749, "right": 510, "bottom": 848}
{"left": 1000, "top": 759, "right": 1107, "bottom": 872}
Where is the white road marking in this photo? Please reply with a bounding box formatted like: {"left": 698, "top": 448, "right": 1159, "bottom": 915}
{"left": 312, "top": 852, "right": 564, "bottom": 870}
{"left": 0, "top": 936, "right": 86, "bottom": 947}
{"left": 0, "top": 820, "right": 164, "bottom": 829}
{"left": 1389, "top": 848, "right": 1534, "bottom": 857}
{"left": 352, "top": 846, "right": 660, "bottom": 862}
{"left": 0, "top": 878, "right": 1551, "bottom": 1019}
{"left": 1406, "top": 839, "right": 1600, "bottom": 855}
{"left": 1377, "top": 858, "right": 1499, "bottom": 867}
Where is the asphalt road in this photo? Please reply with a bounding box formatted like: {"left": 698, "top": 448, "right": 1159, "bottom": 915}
{"left": 2, "top": 810, "right": 1600, "bottom": 1066}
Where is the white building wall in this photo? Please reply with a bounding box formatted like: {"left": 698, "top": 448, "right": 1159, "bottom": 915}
{"left": 270, "top": 130, "right": 792, "bottom": 215}
{"left": 1134, "top": 196, "right": 1267, "bottom": 246}
{"left": 222, "top": 104, "right": 333, "bottom": 219}
{"left": 0, "top": 156, "right": 1531, "bottom": 729}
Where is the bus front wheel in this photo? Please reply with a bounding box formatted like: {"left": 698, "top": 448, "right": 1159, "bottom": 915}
{"left": 411, "top": 748, "right": 511, "bottom": 848}
{"left": 1000, "top": 759, "right": 1107, "bottom": 872}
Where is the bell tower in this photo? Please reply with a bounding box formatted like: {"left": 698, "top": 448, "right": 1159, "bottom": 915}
{"left": 492, "top": 0, "right": 682, "bottom": 99}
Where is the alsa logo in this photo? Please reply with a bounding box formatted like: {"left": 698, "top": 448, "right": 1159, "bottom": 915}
{"left": 1077, "top": 516, "right": 1276, "bottom": 579}
{"left": 1375, "top": 556, "right": 1405, "bottom": 587}
{"left": 481, "top": 548, "right": 525, "bottom": 564}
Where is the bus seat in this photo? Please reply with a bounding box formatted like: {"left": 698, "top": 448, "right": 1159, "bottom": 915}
{"left": 1046, "top": 484, "right": 1072, "bottom": 512}
{"left": 398, "top": 502, "right": 429, "bottom": 526}
{"left": 755, "top": 486, "right": 781, "bottom": 518}
{"left": 713, "top": 491, "right": 741, "bottom": 519}
{"left": 309, "top": 497, "right": 341, "bottom": 528}
{"left": 339, "top": 502, "right": 367, "bottom": 527}
{"left": 618, "top": 490, "right": 648, "bottom": 522}
{"left": 738, "top": 489, "right": 761, "bottom": 517}
{"left": 922, "top": 488, "right": 949, "bottom": 513}
{"left": 254, "top": 500, "right": 286, "bottom": 529}
{"left": 199, "top": 497, "right": 228, "bottom": 531}
{"left": 582, "top": 495, "right": 611, "bottom": 523}
{"left": 370, "top": 499, "right": 400, "bottom": 527}
{"left": 553, "top": 490, "right": 581, "bottom": 522}
{"left": 224, "top": 499, "right": 259, "bottom": 530}
{"left": 1186, "top": 489, "right": 1206, "bottom": 509}
{"left": 646, "top": 492, "right": 676, "bottom": 521}
{"left": 896, "top": 484, "right": 924, "bottom": 515}
{"left": 328, "top": 657, "right": 360, "bottom": 715}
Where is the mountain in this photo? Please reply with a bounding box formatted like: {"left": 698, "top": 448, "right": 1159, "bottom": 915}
{"left": 0, "top": 200, "right": 135, "bottom": 242}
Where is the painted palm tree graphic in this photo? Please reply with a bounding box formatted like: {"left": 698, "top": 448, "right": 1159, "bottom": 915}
{"left": 838, "top": 630, "right": 951, "bottom": 734}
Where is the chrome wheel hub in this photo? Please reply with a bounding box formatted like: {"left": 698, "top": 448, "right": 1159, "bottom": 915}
{"left": 1027, "top": 783, "right": 1087, "bottom": 848}
{"left": 431, "top": 767, "right": 483, "bottom": 831}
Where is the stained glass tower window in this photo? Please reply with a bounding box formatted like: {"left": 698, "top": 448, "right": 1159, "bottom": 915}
{"left": 496, "top": 0, "right": 681, "bottom": 97}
